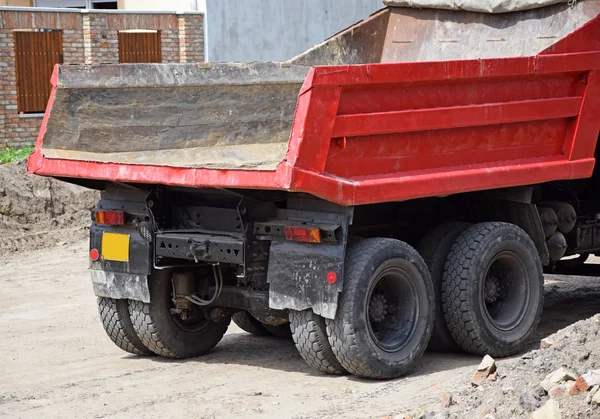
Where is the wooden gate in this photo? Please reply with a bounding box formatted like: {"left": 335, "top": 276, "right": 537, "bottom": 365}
{"left": 13, "top": 30, "right": 63, "bottom": 114}
{"left": 118, "top": 31, "right": 162, "bottom": 64}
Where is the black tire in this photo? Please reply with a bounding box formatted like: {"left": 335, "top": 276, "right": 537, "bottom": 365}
{"left": 417, "top": 222, "right": 470, "bottom": 352}
{"left": 326, "top": 238, "right": 434, "bottom": 379}
{"left": 98, "top": 297, "right": 154, "bottom": 356}
{"left": 262, "top": 322, "right": 293, "bottom": 339}
{"left": 290, "top": 309, "right": 346, "bottom": 375}
{"left": 128, "top": 270, "right": 230, "bottom": 359}
{"left": 232, "top": 311, "right": 271, "bottom": 336}
{"left": 442, "top": 222, "right": 544, "bottom": 357}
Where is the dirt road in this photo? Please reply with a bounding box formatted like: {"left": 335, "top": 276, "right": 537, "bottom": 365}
{"left": 1, "top": 243, "right": 599, "bottom": 419}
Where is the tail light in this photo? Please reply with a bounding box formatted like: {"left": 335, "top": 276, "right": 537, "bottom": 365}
{"left": 284, "top": 226, "right": 321, "bottom": 243}
{"left": 95, "top": 210, "right": 125, "bottom": 226}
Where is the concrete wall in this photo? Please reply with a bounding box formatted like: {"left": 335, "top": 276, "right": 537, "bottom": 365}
{"left": 205, "top": 0, "right": 383, "bottom": 62}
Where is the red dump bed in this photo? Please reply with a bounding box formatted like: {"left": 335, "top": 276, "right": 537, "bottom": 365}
{"left": 28, "top": 16, "right": 600, "bottom": 206}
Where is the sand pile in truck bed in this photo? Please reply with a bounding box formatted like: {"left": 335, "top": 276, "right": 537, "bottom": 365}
{"left": 0, "top": 158, "right": 99, "bottom": 257}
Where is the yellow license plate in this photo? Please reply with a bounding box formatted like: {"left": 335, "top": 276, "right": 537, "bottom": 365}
{"left": 101, "top": 232, "right": 130, "bottom": 262}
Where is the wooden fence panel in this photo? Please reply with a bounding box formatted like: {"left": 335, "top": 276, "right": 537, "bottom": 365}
{"left": 118, "top": 31, "right": 162, "bottom": 64}
{"left": 14, "top": 30, "right": 63, "bottom": 114}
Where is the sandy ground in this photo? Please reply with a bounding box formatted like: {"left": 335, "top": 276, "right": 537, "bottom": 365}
{"left": 1, "top": 243, "right": 599, "bottom": 419}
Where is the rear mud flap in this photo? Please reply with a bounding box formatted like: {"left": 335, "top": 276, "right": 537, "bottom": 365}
{"left": 91, "top": 270, "right": 150, "bottom": 303}
{"left": 266, "top": 210, "right": 349, "bottom": 320}
{"left": 267, "top": 241, "right": 345, "bottom": 319}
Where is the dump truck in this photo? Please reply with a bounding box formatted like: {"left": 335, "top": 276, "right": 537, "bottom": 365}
{"left": 28, "top": 0, "right": 600, "bottom": 379}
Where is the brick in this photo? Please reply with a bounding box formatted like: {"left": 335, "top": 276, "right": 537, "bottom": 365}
{"left": 440, "top": 392, "right": 453, "bottom": 408}
{"left": 570, "top": 370, "right": 600, "bottom": 395}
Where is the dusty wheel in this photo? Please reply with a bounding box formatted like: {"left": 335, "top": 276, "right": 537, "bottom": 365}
{"left": 98, "top": 297, "right": 154, "bottom": 356}
{"left": 128, "top": 270, "right": 230, "bottom": 359}
{"left": 442, "top": 222, "right": 544, "bottom": 357}
{"left": 326, "top": 238, "right": 434, "bottom": 379}
{"left": 262, "top": 322, "right": 292, "bottom": 338}
{"left": 290, "top": 309, "right": 346, "bottom": 375}
{"left": 232, "top": 311, "right": 271, "bottom": 336}
{"left": 417, "top": 222, "right": 470, "bottom": 352}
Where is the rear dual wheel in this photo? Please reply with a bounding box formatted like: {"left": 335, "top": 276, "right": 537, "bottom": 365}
{"left": 290, "top": 309, "right": 346, "bottom": 375}
{"left": 232, "top": 311, "right": 272, "bottom": 336}
{"left": 128, "top": 269, "right": 230, "bottom": 359}
{"left": 232, "top": 311, "right": 292, "bottom": 338}
{"left": 442, "top": 222, "right": 544, "bottom": 357}
{"left": 326, "top": 238, "right": 434, "bottom": 379}
{"left": 417, "top": 222, "right": 470, "bottom": 352}
{"left": 98, "top": 297, "right": 154, "bottom": 356}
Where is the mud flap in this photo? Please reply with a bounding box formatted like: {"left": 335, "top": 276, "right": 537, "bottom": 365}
{"left": 266, "top": 211, "right": 349, "bottom": 320}
{"left": 91, "top": 270, "right": 150, "bottom": 303}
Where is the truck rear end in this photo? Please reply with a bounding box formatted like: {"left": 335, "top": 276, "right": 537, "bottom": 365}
{"left": 29, "top": 1, "right": 600, "bottom": 378}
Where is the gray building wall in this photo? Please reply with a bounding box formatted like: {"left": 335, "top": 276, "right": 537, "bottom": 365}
{"left": 205, "top": 0, "right": 383, "bottom": 62}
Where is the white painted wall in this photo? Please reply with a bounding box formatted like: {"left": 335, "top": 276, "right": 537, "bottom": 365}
{"left": 119, "top": 0, "right": 205, "bottom": 11}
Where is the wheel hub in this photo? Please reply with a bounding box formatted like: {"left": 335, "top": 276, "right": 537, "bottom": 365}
{"left": 369, "top": 294, "right": 388, "bottom": 323}
{"left": 484, "top": 275, "right": 500, "bottom": 303}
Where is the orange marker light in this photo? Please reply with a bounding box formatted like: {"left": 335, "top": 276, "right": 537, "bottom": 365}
{"left": 95, "top": 210, "right": 125, "bottom": 226}
{"left": 284, "top": 226, "right": 321, "bottom": 243}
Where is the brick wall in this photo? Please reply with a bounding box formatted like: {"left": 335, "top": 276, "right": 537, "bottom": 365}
{"left": 180, "top": 14, "right": 204, "bottom": 63}
{"left": 0, "top": 8, "right": 204, "bottom": 149}
{"left": 87, "top": 13, "right": 119, "bottom": 64}
{"left": 63, "top": 29, "right": 85, "bottom": 64}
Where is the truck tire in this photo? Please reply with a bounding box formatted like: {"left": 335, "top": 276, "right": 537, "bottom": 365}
{"left": 290, "top": 309, "right": 346, "bottom": 375}
{"left": 442, "top": 222, "right": 544, "bottom": 357}
{"left": 417, "top": 222, "right": 470, "bottom": 352}
{"left": 262, "top": 322, "right": 292, "bottom": 339}
{"left": 232, "top": 311, "right": 271, "bottom": 336}
{"left": 326, "top": 238, "right": 434, "bottom": 379}
{"left": 128, "top": 270, "right": 230, "bottom": 359}
{"left": 98, "top": 297, "right": 154, "bottom": 356}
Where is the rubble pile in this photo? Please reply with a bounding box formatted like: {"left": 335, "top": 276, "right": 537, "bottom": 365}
{"left": 453, "top": 315, "right": 599, "bottom": 418}
{"left": 403, "top": 314, "right": 600, "bottom": 419}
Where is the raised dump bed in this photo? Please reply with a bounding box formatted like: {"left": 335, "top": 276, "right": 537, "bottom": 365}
{"left": 29, "top": 2, "right": 600, "bottom": 205}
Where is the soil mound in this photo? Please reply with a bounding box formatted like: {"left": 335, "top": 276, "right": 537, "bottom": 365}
{"left": 0, "top": 158, "right": 99, "bottom": 257}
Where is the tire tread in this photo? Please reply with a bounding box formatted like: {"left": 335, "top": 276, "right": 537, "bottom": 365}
{"left": 98, "top": 297, "right": 153, "bottom": 356}
{"left": 290, "top": 310, "right": 346, "bottom": 375}
{"left": 441, "top": 222, "right": 543, "bottom": 357}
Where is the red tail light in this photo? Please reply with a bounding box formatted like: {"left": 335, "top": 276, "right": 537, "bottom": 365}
{"left": 89, "top": 248, "right": 100, "bottom": 261}
{"left": 95, "top": 210, "right": 125, "bottom": 226}
{"left": 284, "top": 226, "right": 321, "bottom": 243}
